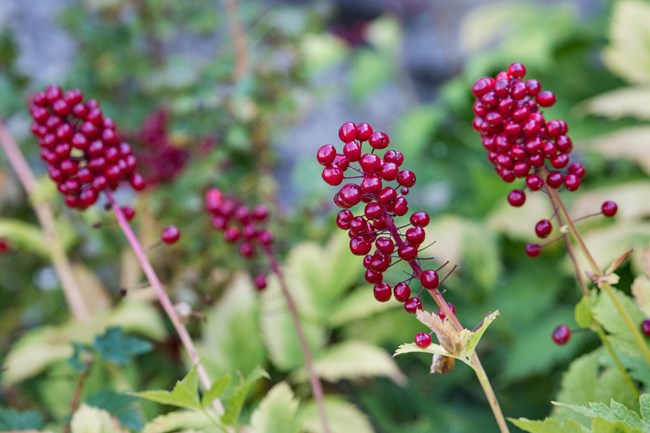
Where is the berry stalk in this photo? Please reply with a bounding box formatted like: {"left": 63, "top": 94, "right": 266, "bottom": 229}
{"left": 0, "top": 120, "right": 90, "bottom": 321}
{"left": 106, "top": 190, "right": 223, "bottom": 413}
{"left": 542, "top": 175, "right": 650, "bottom": 366}
{"left": 262, "top": 246, "right": 331, "bottom": 433}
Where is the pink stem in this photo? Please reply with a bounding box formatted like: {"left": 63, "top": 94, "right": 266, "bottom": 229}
{"left": 262, "top": 246, "right": 331, "bottom": 433}
{"left": 105, "top": 190, "right": 223, "bottom": 414}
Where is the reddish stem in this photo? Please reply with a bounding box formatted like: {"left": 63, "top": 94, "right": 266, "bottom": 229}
{"left": 105, "top": 190, "right": 223, "bottom": 414}
{"left": 262, "top": 245, "right": 331, "bottom": 433}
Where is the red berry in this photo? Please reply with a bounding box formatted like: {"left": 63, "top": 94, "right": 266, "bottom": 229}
{"left": 350, "top": 237, "right": 372, "bottom": 256}
{"left": 641, "top": 319, "right": 650, "bottom": 336}
{"left": 357, "top": 123, "right": 373, "bottom": 141}
{"left": 338, "top": 183, "right": 362, "bottom": 207}
{"left": 322, "top": 166, "right": 344, "bottom": 186}
{"left": 393, "top": 282, "right": 411, "bottom": 302}
{"left": 601, "top": 201, "right": 618, "bottom": 217}
{"left": 317, "top": 144, "right": 337, "bottom": 166}
{"left": 410, "top": 211, "right": 430, "bottom": 227}
{"left": 405, "top": 226, "right": 426, "bottom": 245}
{"left": 0, "top": 238, "right": 10, "bottom": 254}
{"left": 373, "top": 283, "right": 392, "bottom": 302}
{"left": 253, "top": 275, "right": 267, "bottom": 291}
{"left": 343, "top": 141, "right": 362, "bottom": 162}
{"left": 414, "top": 332, "right": 432, "bottom": 348}
{"left": 392, "top": 197, "right": 409, "bottom": 216}
{"left": 420, "top": 270, "right": 439, "bottom": 289}
{"left": 369, "top": 132, "right": 389, "bottom": 149}
{"left": 359, "top": 153, "right": 382, "bottom": 174}
{"left": 564, "top": 173, "right": 581, "bottom": 191}
{"left": 365, "top": 269, "right": 383, "bottom": 284}
{"left": 537, "top": 91, "right": 556, "bottom": 107}
{"left": 552, "top": 324, "right": 571, "bottom": 345}
{"left": 535, "top": 219, "right": 553, "bottom": 238}
{"left": 525, "top": 174, "right": 544, "bottom": 191}
{"left": 398, "top": 244, "right": 418, "bottom": 261}
{"left": 404, "top": 297, "right": 422, "bottom": 313}
{"left": 161, "top": 225, "right": 181, "bottom": 244}
{"left": 507, "top": 189, "right": 526, "bottom": 207}
{"left": 525, "top": 243, "right": 541, "bottom": 258}
{"left": 397, "top": 170, "right": 416, "bottom": 187}
{"left": 546, "top": 171, "right": 564, "bottom": 189}
{"left": 507, "top": 62, "right": 526, "bottom": 78}
{"left": 338, "top": 122, "right": 358, "bottom": 142}
{"left": 120, "top": 206, "right": 136, "bottom": 221}
{"left": 438, "top": 302, "right": 456, "bottom": 320}
{"left": 336, "top": 210, "right": 354, "bottom": 230}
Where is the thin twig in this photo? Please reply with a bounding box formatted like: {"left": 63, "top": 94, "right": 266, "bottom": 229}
{"left": 262, "top": 246, "right": 331, "bottom": 433}
{"left": 105, "top": 190, "right": 224, "bottom": 415}
{"left": 0, "top": 120, "right": 90, "bottom": 321}
{"left": 63, "top": 356, "right": 94, "bottom": 433}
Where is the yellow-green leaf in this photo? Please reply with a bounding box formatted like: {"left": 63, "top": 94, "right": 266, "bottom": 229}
{"left": 632, "top": 276, "right": 650, "bottom": 316}
{"left": 135, "top": 367, "right": 202, "bottom": 411}
{"left": 297, "top": 398, "right": 374, "bottom": 433}
{"left": 586, "top": 126, "right": 650, "bottom": 175}
{"left": 250, "top": 382, "right": 299, "bottom": 433}
{"left": 0, "top": 219, "right": 49, "bottom": 257}
{"left": 70, "top": 404, "right": 128, "bottom": 433}
{"left": 142, "top": 411, "right": 212, "bottom": 433}
{"left": 580, "top": 87, "right": 650, "bottom": 120}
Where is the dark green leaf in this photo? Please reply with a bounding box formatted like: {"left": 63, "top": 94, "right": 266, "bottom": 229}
{"left": 0, "top": 406, "right": 44, "bottom": 430}
{"left": 86, "top": 391, "right": 144, "bottom": 431}
{"left": 92, "top": 327, "right": 152, "bottom": 365}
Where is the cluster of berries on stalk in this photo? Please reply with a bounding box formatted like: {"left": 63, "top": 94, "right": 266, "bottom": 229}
{"left": 204, "top": 188, "right": 273, "bottom": 290}
{"left": 318, "top": 122, "right": 455, "bottom": 348}
{"left": 29, "top": 85, "right": 145, "bottom": 210}
{"left": 471, "top": 64, "right": 618, "bottom": 259}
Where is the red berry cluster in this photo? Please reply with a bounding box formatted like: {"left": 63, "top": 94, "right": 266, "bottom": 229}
{"left": 128, "top": 109, "right": 189, "bottom": 186}
{"left": 28, "top": 86, "right": 146, "bottom": 210}
{"left": 204, "top": 188, "right": 273, "bottom": 290}
{"left": 472, "top": 63, "right": 585, "bottom": 206}
{"left": 318, "top": 122, "right": 455, "bottom": 348}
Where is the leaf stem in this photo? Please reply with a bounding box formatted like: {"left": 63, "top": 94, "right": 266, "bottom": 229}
{"left": 262, "top": 245, "right": 331, "bottom": 433}
{"left": 105, "top": 190, "right": 224, "bottom": 415}
{"left": 384, "top": 215, "right": 510, "bottom": 433}
{"left": 0, "top": 120, "right": 90, "bottom": 321}
{"left": 541, "top": 167, "right": 650, "bottom": 367}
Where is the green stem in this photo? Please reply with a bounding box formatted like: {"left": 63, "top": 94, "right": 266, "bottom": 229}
{"left": 542, "top": 168, "right": 650, "bottom": 367}
{"left": 595, "top": 325, "right": 639, "bottom": 399}
{"left": 471, "top": 353, "right": 511, "bottom": 433}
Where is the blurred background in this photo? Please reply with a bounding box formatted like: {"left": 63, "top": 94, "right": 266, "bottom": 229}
{"left": 1, "top": 0, "right": 649, "bottom": 432}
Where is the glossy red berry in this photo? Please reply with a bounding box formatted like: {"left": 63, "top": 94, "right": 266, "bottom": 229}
{"left": 438, "top": 303, "right": 456, "bottom": 320}
{"left": 254, "top": 275, "right": 268, "bottom": 291}
{"left": 322, "top": 166, "right": 344, "bottom": 186}
{"left": 414, "top": 332, "right": 432, "bottom": 348}
{"left": 373, "top": 283, "right": 392, "bottom": 302}
{"left": 397, "top": 170, "right": 416, "bottom": 187}
{"left": 601, "top": 201, "right": 618, "bottom": 217}
{"left": 525, "top": 243, "right": 541, "bottom": 258}
{"left": 404, "top": 297, "right": 422, "bottom": 314}
{"left": 410, "top": 211, "right": 430, "bottom": 227}
{"left": 338, "top": 122, "right": 358, "bottom": 142}
{"left": 161, "top": 225, "right": 181, "bottom": 244}
{"left": 537, "top": 91, "right": 556, "bottom": 107}
{"left": 552, "top": 324, "right": 571, "bottom": 345}
{"left": 393, "top": 282, "right": 411, "bottom": 302}
{"left": 317, "top": 144, "right": 337, "bottom": 166}
{"left": 535, "top": 219, "right": 553, "bottom": 238}
{"left": 420, "top": 270, "right": 440, "bottom": 289}
{"left": 507, "top": 189, "right": 526, "bottom": 207}
{"left": 120, "top": 206, "right": 136, "bottom": 221}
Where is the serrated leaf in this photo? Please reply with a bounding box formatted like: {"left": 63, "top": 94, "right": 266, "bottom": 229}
{"left": 603, "top": 0, "right": 650, "bottom": 84}
{"left": 632, "top": 276, "right": 650, "bottom": 316}
{"left": 510, "top": 417, "right": 590, "bottom": 433}
{"left": 199, "top": 274, "right": 266, "bottom": 377}
{"left": 250, "top": 382, "right": 299, "bottom": 433}
{"left": 307, "top": 341, "right": 405, "bottom": 385}
{"left": 222, "top": 367, "right": 269, "bottom": 426}
{"left": 554, "top": 400, "right": 644, "bottom": 429}
{"left": 70, "top": 404, "right": 128, "bottom": 433}
{"left": 328, "top": 287, "right": 398, "bottom": 327}
{"left": 394, "top": 342, "right": 449, "bottom": 358}
{"left": 297, "top": 397, "right": 374, "bottom": 433}
{"left": 581, "top": 87, "right": 650, "bottom": 120}
{"left": 92, "top": 327, "right": 152, "bottom": 365}
{"left": 201, "top": 375, "right": 231, "bottom": 409}
{"left": 465, "top": 311, "right": 499, "bottom": 354}
{"left": 593, "top": 288, "right": 646, "bottom": 357}
{"left": 142, "top": 411, "right": 213, "bottom": 433}
{"left": 587, "top": 127, "right": 650, "bottom": 175}
{"left": 85, "top": 391, "right": 144, "bottom": 431}
{"left": 135, "top": 367, "right": 202, "bottom": 411}
{"left": 0, "top": 406, "right": 44, "bottom": 430}
{"left": 592, "top": 416, "right": 644, "bottom": 433}
{"left": 640, "top": 394, "right": 650, "bottom": 423}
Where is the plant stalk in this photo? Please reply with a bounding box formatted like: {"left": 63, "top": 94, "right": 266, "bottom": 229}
{"left": 0, "top": 120, "right": 90, "bottom": 321}
{"left": 105, "top": 190, "right": 224, "bottom": 414}
{"left": 541, "top": 168, "right": 650, "bottom": 367}
{"left": 262, "top": 246, "right": 331, "bottom": 433}
{"left": 385, "top": 216, "right": 510, "bottom": 433}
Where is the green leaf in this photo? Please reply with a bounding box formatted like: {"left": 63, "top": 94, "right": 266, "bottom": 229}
{"left": 307, "top": 341, "right": 405, "bottom": 385}
{"left": 70, "top": 404, "right": 127, "bottom": 433}
{"left": 587, "top": 127, "right": 650, "bottom": 175}
{"left": 135, "top": 366, "right": 202, "bottom": 411}
{"left": 393, "top": 342, "right": 449, "bottom": 358}
{"left": 465, "top": 311, "right": 500, "bottom": 354}
{"left": 201, "top": 374, "right": 231, "bottom": 409}
{"left": 603, "top": 0, "right": 650, "bottom": 84}
{"left": 0, "top": 219, "right": 51, "bottom": 258}
{"left": 591, "top": 417, "right": 644, "bottom": 433}
{"left": 554, "top": 400, "right": 644, "bottom": 429}
{"left": 393, "top": 105, "right": 444, "bottom": 161}
{"left": 593, "top": 288, "right": 646, "bottom": 357}
{"left": 297, "top": 397, "right": 374, "bottom": 433}
{"left": 632, "top": 276, "right": 650, "bottom": 317}
{"left": 199, "top": 274, "right": 266, "bottom": 377}
{"left": 575, "top": 294, "right": 595, "bottom": 329}
{"left": 0, "top": 406, "right": 44, "bottom": 430}
{"left": 85, "top": 391, "right": 144, "bottom": 431}
{"left": 222, "top": 367, "right": 269, "bottom": 426}
{"left": 142, "top": 411, "right": 213, "bottom": 433}
{"left": 510, "top": 417, "right": 590, "bottom": 433}
{"left": 328, "top": 287, "right": 398, "bottom": 327}
{"left": 92, "top": 327, "right": 152, "bottom": 365}
{"left": 250, "top": 382, "right": 300, "bottom": 433}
